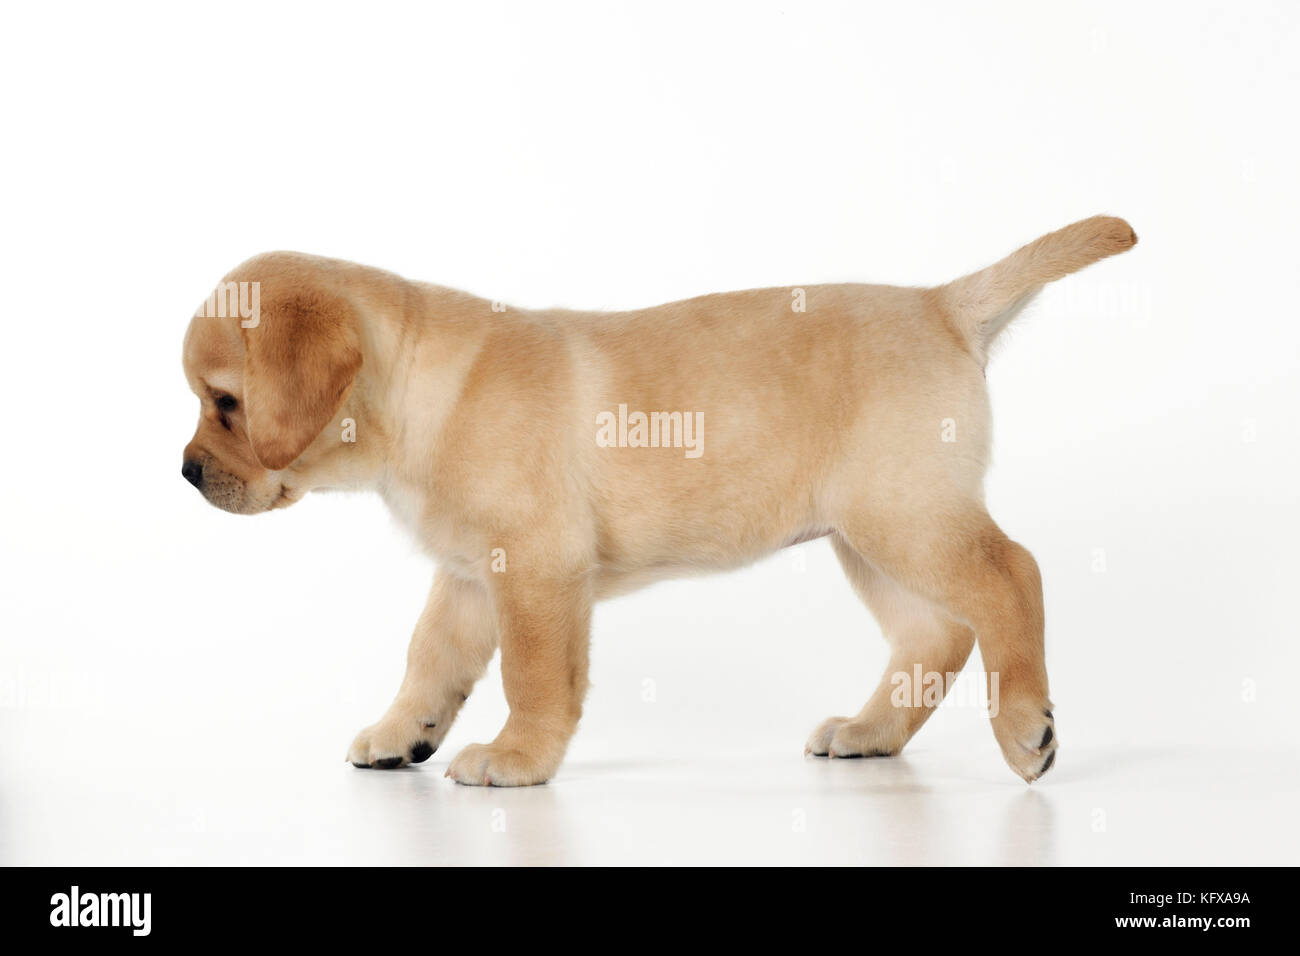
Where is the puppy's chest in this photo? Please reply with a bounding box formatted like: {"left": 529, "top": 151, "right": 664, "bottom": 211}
{"left": 379, "top": 477, "right": 425, "bottom": 540}
{"left": 378, "top": 473, "right": 481, "bottom": 573}
{"left": 379, "top": 469, "right": 425, "bottom": 529}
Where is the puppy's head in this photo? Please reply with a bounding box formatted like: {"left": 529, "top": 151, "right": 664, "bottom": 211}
{"left": 181, "top": 264, "right": 363, "bottom": 515}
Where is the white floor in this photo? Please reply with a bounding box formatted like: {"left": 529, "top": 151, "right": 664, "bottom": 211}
{"left": 2, "top": 707, "right": 1293, "bottom": 866}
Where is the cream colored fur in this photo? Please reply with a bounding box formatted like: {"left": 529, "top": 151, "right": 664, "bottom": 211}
{"left": 181, "top": 215, "right": 1137, "bottom": 785}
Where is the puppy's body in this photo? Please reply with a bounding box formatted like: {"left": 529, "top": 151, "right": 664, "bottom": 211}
{"left": 182, "top": 216, "right": 1136, "bottom": 785}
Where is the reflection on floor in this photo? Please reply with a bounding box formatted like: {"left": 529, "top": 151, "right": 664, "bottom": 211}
{"left": 1, "top": 725, "right": 1291, "bottom": 865}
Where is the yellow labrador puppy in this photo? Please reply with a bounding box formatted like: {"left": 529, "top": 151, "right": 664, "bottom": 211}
{"left": 181, "top": 215, "right": 1136, "bottom": 786}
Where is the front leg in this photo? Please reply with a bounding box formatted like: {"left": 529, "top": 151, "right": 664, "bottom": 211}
{"left": 348, "top": 572, "right": 497, "bottom": 768}
{"left": 446, "top": 571, "right": 592, "bottom": 787}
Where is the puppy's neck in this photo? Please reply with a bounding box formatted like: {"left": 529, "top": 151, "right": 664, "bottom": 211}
{"left": 348, "top": 280, "right": 493, "bottom": 494}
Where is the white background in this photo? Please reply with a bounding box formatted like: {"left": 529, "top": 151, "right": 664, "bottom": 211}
{"left": 1, "top": 1, "right": 1296, "bottom": 865}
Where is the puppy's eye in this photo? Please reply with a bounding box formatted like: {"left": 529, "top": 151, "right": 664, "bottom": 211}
{"left": 215, "top": 394, "right": 238, "bottom": 413}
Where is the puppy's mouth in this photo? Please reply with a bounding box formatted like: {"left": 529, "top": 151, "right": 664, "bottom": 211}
{"left": 191, "top": 463, "right": 298, "bottom": 515}
{"left": 271, "top": 485, "right": 301, "bottom": 509}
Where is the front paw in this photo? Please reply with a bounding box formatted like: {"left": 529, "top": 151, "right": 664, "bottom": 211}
{"left": 806, "top": 715, "right": 903, "bottom": 758}
{"left": 991, "top": 701, "right": 1057, "bottom": 783}
{"left": 347, "top": 713, "right": 442, "bottom": 769}
{"left": 445, "top": 741, "right": 557, "bottom": 787}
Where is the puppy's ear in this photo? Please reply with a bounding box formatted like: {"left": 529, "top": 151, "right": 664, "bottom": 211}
{"left": 241, "top": 288, "right": 362, "bottom": 470}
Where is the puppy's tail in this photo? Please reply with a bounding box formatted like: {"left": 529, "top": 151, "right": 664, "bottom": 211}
{"left": 936, "top": 215, "right": 1137, "bottom": 365}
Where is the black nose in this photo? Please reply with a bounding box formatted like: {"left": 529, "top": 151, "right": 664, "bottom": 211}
{"left": 181, "top": 459, "right": 204, "bottom": 488}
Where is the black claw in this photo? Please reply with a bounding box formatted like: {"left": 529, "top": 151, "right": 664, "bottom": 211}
{"left": 373, "top": 756, "right": 404, "bottom": 769}
{"left": 1040, "top": 750, "right": 1056, "bottom": 774}
{"left": 351, "top": 761, "right": 371, "bottom": 769}
{"left": 1044, "top": 709, "right": 1053, "bottom": 720}
{"left": 409, "top": 742, "right": 435, "bottom": 763}
{"left": 423, "top": 721, "right": 437, "bottom": 729}
{"left": 1039, "top": 725, "right": 1054, "bottom": 748}
{"left": 831, "top": 749, "right": 894, "bottom": 759}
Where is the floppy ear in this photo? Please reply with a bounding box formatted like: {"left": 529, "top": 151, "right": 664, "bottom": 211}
{"left": 241, "top": 288, "right": 362, "bottom": 470}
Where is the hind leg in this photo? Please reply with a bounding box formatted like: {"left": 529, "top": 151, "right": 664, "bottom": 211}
{"left": 835, "top": 504, "right": 1058, "bottom": 782}
{"left": 806, "top": 534, "right": 975, "bottom": 758}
